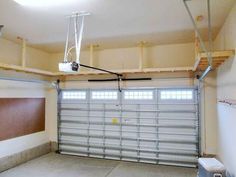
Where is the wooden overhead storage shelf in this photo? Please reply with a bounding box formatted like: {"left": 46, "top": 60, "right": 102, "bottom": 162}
{"left": 0, "top": 62, "right": 194, "bottom": 77}
{"left": 0, "top": 50, "right": 234, "bottom": 78}
{"left": 193, "top": 50, "right": 235, "bottom": 71}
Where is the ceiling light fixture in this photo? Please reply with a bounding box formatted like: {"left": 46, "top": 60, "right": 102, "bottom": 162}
{"left": 13, "top": 0, "right": 76, "bottom": 7}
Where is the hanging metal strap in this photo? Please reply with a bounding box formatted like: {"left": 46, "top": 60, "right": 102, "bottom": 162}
{"left": 63, "top": 12, "right": 90, "bottom": 63}
{"left": 183, "top": 0, "right": 213, "bottom": 80}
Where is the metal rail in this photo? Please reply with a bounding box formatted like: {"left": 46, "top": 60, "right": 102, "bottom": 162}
{"left": 60, "top": 119, "right": 198, "bottom": 128}
{"left": 60, "top": 139, "right": 198, "bottom": 152}
{"left": 61, "top": 151, "right": 197, "bottom": 168}
{"left": 61, "top": 107, "right": 197, "bottom": 113}
{"left": 60, "top": 102, "right": 198, "bottom": 105}
{"left": 60, "top": 149, "right": 198, "bottom": 164}
{"left": 61, "top": 114, "right": 198, "bottom": 121}
{"left": 59, "top": 126, "right": 198, "bottom": 136}
{"left": 60, "top": 132, "right": 198, "bottom": 144}
{"left": 60, "top": 141, "right": 198, "bottom": 155}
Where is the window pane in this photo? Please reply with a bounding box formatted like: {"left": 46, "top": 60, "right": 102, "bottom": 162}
{"left": 92, "top": 91, "right": 117, "bottom": 100}
{"left": 62, "top": 91, "right": 86, "bottom": 99}
{"left": 160, "top": 90, "right": 193, "bottom": 100}
{"left": 124, "top": 91, "right": 153, "bottom": 100}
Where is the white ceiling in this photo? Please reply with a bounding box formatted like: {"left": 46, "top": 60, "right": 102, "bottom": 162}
{"left": 0, "top": 0, "right": 235, "bottom": 52}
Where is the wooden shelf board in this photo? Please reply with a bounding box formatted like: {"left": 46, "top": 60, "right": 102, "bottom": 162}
{"left": 54, "top": 67, "right": 194, "bottom": 76}
{"left": 194, "top": 50, "right": 235, "bottom": 71}
{"left": 0, "top": 50, "right": 234, "bottom": 78}
{"left": 0, "top": 62, "right": 194, "bottom": 78}
{"left": 0, "top": 63, "right": 55, "bottom": 76}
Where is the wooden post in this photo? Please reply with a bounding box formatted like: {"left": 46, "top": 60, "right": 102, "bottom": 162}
{"left": 88, "top": 44, "right": 99, "bottom": 70}
{"left": 17, "top": 36, "right": 27, "bottom": 67}
{"left": 195, "top": 15, "right": 203, "bottom": 61}
{"left": 195, "top": 32, "right": 200, "bottom": 60}
{"left": 22, "top": 39, "right": 26, "bottom": 67}
{"left": 138, "top": 41, "right": 146, "bottom": 71}
{"left": 89, "top": 44, "right": 94, "bottom": 67}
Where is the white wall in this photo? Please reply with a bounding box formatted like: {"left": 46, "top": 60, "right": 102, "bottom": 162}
{"left": 214, "top": 2, "right": 236, "bottom": 175}
{"left": 0, "top": 80, "right": 53, "bottom": 158}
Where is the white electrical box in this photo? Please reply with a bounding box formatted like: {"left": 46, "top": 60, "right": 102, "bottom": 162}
{"left": 198, "top": 158, "right": 226, "bottom": 177}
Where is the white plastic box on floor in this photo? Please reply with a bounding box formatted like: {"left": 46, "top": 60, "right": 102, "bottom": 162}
{"left": 198, "top": 158, "right": 226, "bottom": 177}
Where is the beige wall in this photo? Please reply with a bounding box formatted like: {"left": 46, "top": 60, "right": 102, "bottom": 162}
{"left": 0, "top": 80, "right": 53, "bottom": 158}
{"left": 0, "top": 36, "right": 196, "bottom": 72}
{"left": 147, "top": 43, "right": 195, "bottom": 68}
{"left": 199, "top": 72, "right": 218, "bottom": 156}
{"left": 0, "top": 38, "right": 51, "bottom": 70}
{"left": 49, "top": 43, "right": 195, "bottom": 72}
{"left": 214, "top": 2, "right": 236, "bottom": 175}
{"left": 0, "top": 38, "right": 21, "bottom": 65}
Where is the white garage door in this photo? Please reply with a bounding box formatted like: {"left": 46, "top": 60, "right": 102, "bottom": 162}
{"left": 58, "top": 88, "right": 199, "bottom": 167}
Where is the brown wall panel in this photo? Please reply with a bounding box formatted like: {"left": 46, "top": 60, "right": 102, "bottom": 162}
{"left": 0, "top": 98, "right": 45, "bottom": 141}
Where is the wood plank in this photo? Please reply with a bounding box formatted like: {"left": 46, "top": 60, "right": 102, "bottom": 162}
{"left": 0, "top": 98, "right": 45, "bottom": 141}
{"left": 54, "top": 67, "right": 194, "bottom": 76}
{"left": 199, "top": 50, "right": 235, "bottom": 58}
{"left": 0, "top": 63, "right": 55, "bottom": 76}
{"left": 194, "top": 50, "right": 235, "bottom": 71}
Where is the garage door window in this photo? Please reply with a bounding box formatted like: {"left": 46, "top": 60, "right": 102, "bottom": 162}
{"left": 124, "top": 90, "right": 153, "bottom": 100}
{"left": 62, "top": 91, "right": 86, "bottom": 99}
{"left": 160, "top": 90, "right": 193, "bottom": 100}
{"left": 92, "top": 91, "right": 118, "bottom": 100}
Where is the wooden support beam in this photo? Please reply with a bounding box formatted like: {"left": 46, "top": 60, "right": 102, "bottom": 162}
{"left": 89, "top": 44, "right": 94, "bottom": 67}
{"left": 199, "top": 50, "right": 235, "bottom": 58}
{"left": 138, "top": 41, "right": 147, "bottom": 71}
{"left": 54, "top": 67, "right": 194, "bottom": 76}
{"left": 17, "top": 37, "right": 27, "bottom": 67}
{"left": 0, "top": 62, "right": 55, "bottom": 76}
{"left": 195, "top": 33, "right": 200, "bottom": 60}
{"left": 88, "top": 44, "right": 99, "bottom": 71}
{"left": 22, "top": 39, "right": 26, "bottom": 67}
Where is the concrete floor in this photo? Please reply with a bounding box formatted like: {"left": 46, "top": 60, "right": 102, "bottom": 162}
{"left": 0, "top": 153, "right": 197, "bottom": 177}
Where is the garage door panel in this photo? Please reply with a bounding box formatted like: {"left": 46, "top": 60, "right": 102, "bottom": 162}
{"left": 58, "top": 88, "right": 199, "bottom": 167}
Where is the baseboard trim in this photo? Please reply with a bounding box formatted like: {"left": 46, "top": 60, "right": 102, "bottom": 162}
{"left": 50, "top": 141, "right": 58, "bottom": 152}
{"left": 0, "top": 142, "right": 51, "bottom": 172}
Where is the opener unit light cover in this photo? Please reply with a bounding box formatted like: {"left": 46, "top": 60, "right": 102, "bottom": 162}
{"left": 59, "top": 62, "right": 80, "bottom": 72}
